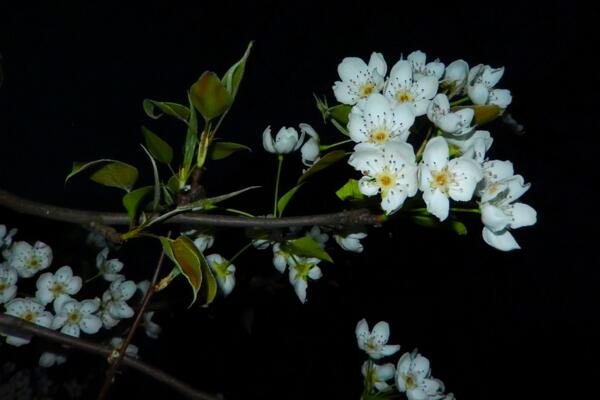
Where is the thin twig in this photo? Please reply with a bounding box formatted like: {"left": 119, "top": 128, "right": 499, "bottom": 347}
{"left": 97, "top": 244, "right": 168, "bottom": 400}
{"left": 0, "top": 314, "right": 219, "bottom": 400}
{"left": 0, "top": 187, "right": 383, "bottom": 229}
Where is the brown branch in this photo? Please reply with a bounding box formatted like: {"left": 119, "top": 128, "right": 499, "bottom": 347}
{"left": 0, "top": 187, "right": 383, "bottom": 229}
{"left": 97, "top": 244, "right": 167, "bottom": 400}
{"left": 0, "top": 314, "right": 220, "bottom": 400}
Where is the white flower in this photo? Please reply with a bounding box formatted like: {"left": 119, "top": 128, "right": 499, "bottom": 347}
{"left": 0, "top": 225, "right": 17, "bottom": 249}
{"left": 252, "top": 238, "right": 272, "bottom": 250}
{"left": 396, "top": 351, "right": 445, "bottom": 400}
{"left": 95, "top": 248, "right": 124, "bottom": 282}
{"left": 333, "top": 52, "right": 387, "bottom": 105}
{"left": 419, "top": 137, "right": 483, "bottom": 221}
{"left": 349, "top": 141, "right": 418, "bottom": 214}
{"left": 8, "top": 241, "right": 52, "bottom": 278}
{"left": 110, "top": 337, "right": 139, "bottom": 358}
{"left": 362, "top": 361, "right": 396, "bottom": 392}
{"left": 384, "top": 59, "right": 439, "bottom": 116}
{"left": 35, "top": 266, "right": 82, "bottom": 308}
{"left": 288, "top": 257, "right": 322, "bottom": 303}
{"left": 206, "top": 254, "right": 236, "bottom": 296}
{"left": 477, "top": 159, "right": 515, "bottom": 196}
{"left": 98, "top": 278, "right": 136, "bottom": 329}
{"left": 427, "top": 94, "right": 474, "bottom": 135}
{"left": 467, "top": 64, "right": 512, "bottom": 107}
{"left": 299, "top": 123, "right": 320, "bottom": 166}
{"left": 262, "top": 126, "right": 305, "bottom": 154}
{"left": 39, "top": 351, "right": 67, "bottom": 368}
{"left": 3, "top": 298, "right": 53, "bottom": 346}
{"left": 445, "top": 130, "right": 493, "bottom": 163}
{"left": 355, "top": 319, "right": 400, "bottom": 359}
{"left": 443, "top": 59, "right": 469, "bottom": 90}
{"left": 334, "top": 232, "right": 367, "bottom": 253}
{"left": 0, "top": 265, "right": 18, "bottom": 304}
{"left": 272, "top": 243, "right": 293, "bottom": 273}
{"left": 348, "top": 93, "right": 415, "bottom": 144}
{"left": 407, "top": 50, "right": 445, "bottom": 80}
{"left": 192, "top": 233, "right": 215, "bottom": 253}
{"left": 480, "top": 175, "right": 537, "bottom": 251}
{"left": 142, "top": 311, "right": 161, "bottom": 339}
{"left": 52, "top": 299, "right": 102, "bottom": 337}
{"left": 306, "top": 226, "right": 329, "bottom": 248}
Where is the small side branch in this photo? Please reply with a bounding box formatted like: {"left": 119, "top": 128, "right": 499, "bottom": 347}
{"left": 0, "top": 314, "right": 219, "bottom": 400}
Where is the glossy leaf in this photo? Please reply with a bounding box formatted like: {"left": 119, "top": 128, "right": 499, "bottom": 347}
{"left": 181, "top": 92, "right": 199, "bottom": 185}
{"left": 161, "top": 236, "right": 203, "bottom": 306}
{"left": 277, "top": 183, "right": 304, "bottom": 216}
{"left": 198, "top": 250, "right": 218, "bottom": 305}
{"left": 453, "top": 104, "right": 504, "bottom": 125}
{"left": 67, "top": 159, "right": 138, "bottom": 191}
{"left": 298, "top": 150, "right": 347, "bottom": 183}
{"left": 122, "top": 186, "right": 153, "bottom": 222}
{"left": 190, "top": 71, "right": 232, "bottom": 121}
{"left": 140, "top": 145, "right": 161, "bottom": 211}
{"left": 141, "top": 126, "right": 173, "bottom": 164}
{"left": 142, "top": 100, "right": 189, "bottom": 122}
{"left": 221, "top": 41, "right": 253, "bottom": 98}
{"left": 183, "top": 185, "right": 261, "bottom": 211}
{"left": 283, "top": 236, "right": 333, "bottom": 263}
{"left": 335, "top": 179, "right": 365, "bottom": 201}
{"left": 329, "top": 104, "right": 352, "bottom": 126}
{"left": 208, "top": 141, "right": 251, "bottom": 160}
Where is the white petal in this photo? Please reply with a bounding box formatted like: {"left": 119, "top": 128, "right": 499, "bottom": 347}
{"left": 348, "top": 147, "right": 382, "bottom": 174}
{"left": 54, "top": 266, "right": 73, "bottom": 283}
{"left": 423, "top": 188, "right": 450, "bottom": 221}
{"left": 447, "top": 158, "right": 483, "bottom": 201}
{"left": 482, "top": 227, "right": 520, "bottom": 251}
{"left": 301, "top": 138, "right": 320, "bottom": 166}
{"left": 468, "top": 83, "right": 489, "bottom": 105}
{"left": 35, "top": 287, "right": 54, "bottom": 305}
{"left": 481, "top": 203, "right": 511, "bottom": 232}
{"left": 65, "top": 276, "right": 83, "bottom": 295}
{"left": 338, "top": 57, "right": 368, "bottom": 82}
{"left": 422, "top": 137, "right": 449, "bottom": 171}
{"left": 380, "top": 344, "right": 401, "bottom": 357}
{"left": 274, "top": 127, "right": 299, "bottom": 154}
{"left": 39, "top": 352, "right": 58, "bottom": 368}
{"left": 262, "top": 126, "right": 276, "bottom": 153}
{"left": 368, "top": 52, "right": 387, "bottom": 77}
{"left": 35, "top": 312, "right": 54, "bottom": 329}
{"left": 412, "top": 99, "right": 431, "bottom": 117}
{"left": 333, "top": 81, "right": 359, "bottom": 105}
{"left": 412, "top": 76, "right": 438, "bottom": 102}
{"left": 359, "top": 178, "right": 381, "bottom": 197}
{"left": 444, "top": 59, "right": 469, "bottom": 83}
{"left": 80, "top": 299, "right": 100, "bottom": 315}
{"left": 407, "top": 388, "right": 429, "bottom": 400}
{"left": 0, "top": 285, "right": 17, "bottom": 303}
{"left": 61, "top": 323, "right": 81, "bottom": 337}
{"left": 386, "top": 60, "right": 413, "bottom": 96}
{"left": 80, "top": 315, "right": 102, "bottom": 334}
{"left": 116, "top": 280, "right": 137, "bottom": 301}
{"left": 411, "top": 354, "right": 431, "bottom": 379}
{"left": 371, "top": 321, "right": 390, "bottom": 344}
{"left": 488, "top": 88, "right": 512, "bottom": 107}
{"left": 483, "top": 160, "right": 514, "bottom": 183}
{"left": 51, "top": 314, "right": 68, "bottom": 330}
{"left": 53, "top": 294, "right": 73, "bottom": 314}
{"left": 109, "top": 301, "right": 134, "bottom": 319}
{"left": 481, "top": 66, "right": 504, "bottom": 88}
{"left": 33, "top": 241, "right": 53, "bottom": 270}
{"left": 375, "top": 363, "right": 396, "bottom": 381}
{"left": 425, "top": 61, "right": 445, "bottom": 80}
{"left": 407, "top": 50, "right": 426, "bottom": 70}
{"left": 427, "top": 94, "right": 450, "bottom": 121}
{"left": 391, "top": 103, "right": 416, "bottom": 135}
{"left": 307, "top": 266, "right": 322, "bottom": 280}
{"left": 355, "top": 319, "right": 370, "bottom": 349}
{"left": 507, "top": 203, "right": 537, "bottom": 229}
{"left": 293, "top": 278, "right": 308, "bottom": 303}
{"left": 381, "top": 187, "right": 407, "bottom": 214}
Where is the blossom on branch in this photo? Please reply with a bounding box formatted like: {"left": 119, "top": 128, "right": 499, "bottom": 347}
{"left": 8, "top": 241, "right": 52, "bottom": 278}
{"left": 52, "top": 299, "right": 102, "bottom": 337}
{"left": 355, "top": 319, "right": 400, "bottom": 359}
{"left": 262, "top": 126, "right": 305, "bottom": 155}
{"left": 395, "top": 351, "right": 445, "bottom": 400}
{"left": 333, "top": 52, "right": 387, "bottom": 105}
{"left": 3, "top": 298, "right": 53, "bottom": 346}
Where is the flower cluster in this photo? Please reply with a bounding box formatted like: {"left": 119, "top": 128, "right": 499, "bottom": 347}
{"left": 0, "top": 225, "right": 163, "bottom": 367}
{"left": 357, "top": 318, "right": 453, "bottom": 400}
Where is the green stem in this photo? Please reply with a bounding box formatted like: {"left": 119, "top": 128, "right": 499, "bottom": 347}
{"left": 450, "top": 96, "right": 470, "bottom": 106}
{"left": 273, "top": 155, "right": 284, "bottom": 217}
{"left": 451, "top": 207, "right": 481, "bottom": 214}
{"left": 228, "top": 241, "right": 254, "bottom": 265}
{"left": 319, "top": 139, "right": 352, "bottom": 151}
{"left": 224, "top": 208, "right": 255, "bottom": 218}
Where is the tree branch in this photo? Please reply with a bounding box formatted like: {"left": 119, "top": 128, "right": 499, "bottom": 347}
{"left": 0, "top": 314, "right": 220, "bottom": 400}
{"left": 0, "top": 187, "right": 383, "bottom": 229}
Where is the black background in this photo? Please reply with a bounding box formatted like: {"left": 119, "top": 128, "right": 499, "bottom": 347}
{"left": 0, "top": 2, "right": 596, "bottom": 399}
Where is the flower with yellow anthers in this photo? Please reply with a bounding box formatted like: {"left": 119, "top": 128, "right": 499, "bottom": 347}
{"left": 395, "top": 351, "right": 445, "bottom": 400}
{"left": 349, "top": 141, "right": 418, "bottom": 215}
{"left": 361, "top": 361, "right": 396, "bottom": 392}
{"left": 419, "top": 137, "right": 483, "bottom": 221}
{"left": 0, "top": 265, "right": 18, "bottom": 304}
{"left": 355, "top": 319, "right": 400, "bottom": 359}
{"left": 8, "top": 241, "right": 53, "bottom": 278}
{"left": 3, "top": 297, "right": 53, "bottom": 346}
{"left": 35, "top": 265, "right": 82, "bottom": 309}
{"left": 288, "top": 256, "right": 322, "bottom": 303}
{"left": 427, "top": 93, "right": 474, "bottom": 135}
{"left": 206, "top": 253, "right": 236, "bottom": 296}
{"left": 333, "top": 52, "right": 387, "bottom": 105}
{"left": 407, "top": 50, "right": 445, "bottom": 81}
{"left": 467, "top": 64, "right": 512, "bottom": 107}
{"left": 384, "top": 59, "right": 439, "bottom": 116}
{"left": 348, "top": 93, "right": 415, "bottom": 145}
{"left": 52, "top": 299, "right": 102, "bottom": 337}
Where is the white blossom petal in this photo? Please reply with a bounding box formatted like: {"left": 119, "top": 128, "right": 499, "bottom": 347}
{"left": 482, "top": 227, "right": 521, "bottom": 251}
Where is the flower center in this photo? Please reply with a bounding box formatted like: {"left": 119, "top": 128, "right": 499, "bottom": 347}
{"left": 365, "top": 338, "right": 380, "bottom": 352}
{"left": 28, "top": 258, "right": 39, "bottom": 269}
{"left": 370, "top": 129, "right": 389, "bottom": 144}
{"left": 376, "top": 172, "right": 395, "bottom": 190}
{"left": 395, "top": 90, "right": 413, "bottom": 103}
{"left": 431, "top": 167, "right": 453, "bottom": 194}
{"left": 68, "top": 311, "right": 82, "bottom": 324}
{"left": 405, "top": 374, "right": 416, "bottom": 390}
{"left": 359, "top": 83, "right": 375, "bottom": 97}
{"left": 50, "top": 283, "right": 65, "bottom": 295}
{"left": 0, "top": 283, "right": 6, "bottom": 291}
{"left": 23, "top": 312, "right": 35, "bottom": 322}
{"left": 215, "top": 262, "right": 231, "bottom": 278}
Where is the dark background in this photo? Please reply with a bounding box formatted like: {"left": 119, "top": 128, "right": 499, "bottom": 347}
{"left": 0, "top": 2, "right": 596, "bottom": 399}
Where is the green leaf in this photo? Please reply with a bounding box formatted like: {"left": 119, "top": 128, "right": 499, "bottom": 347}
{"left": 198, "top": 250, "right": 217, "bottom": 305}
{"left": 221, "top": 41, "right": 253, "bottom": 98}
{"left": 283, "top": 236, "right": 333, "bottom": 263}
{"left": 143, "top": 100, "right": 190, "bottom": 122}
{"left": 277, "top": 183, "right": 304, "bottom": 216}
{"left": 410, "top": 214, "right": 438, "bottom": 228}
{"left": 141, "top": 126, "right": 173, "bottom": 164}
{"left": 453, "top": 104, "right": 504, "bottom": 125}
{"left": 208, "top": 141, "right": 251, "bottom": 160}
{"left": 122, "top": 186, "right": 153, "bottom": 222}
{"left": 190, "top": 71, "right": 232, "bottom": 121}
{"left": 184, "top": 185, "right": 261, "bottom": 211}
{"left": 181, "top": 92, "right": 199, "bottom": 185}
{"left": 335, "top": 179, "right": 365, "bottom": 201}
{"left": 298, "top": 150, "right": 347, "bottom": 183}
{"left": 329, "top": 104, "right": 352, "bottom": 126}
{"left": 66, "top": 160, "right": 138, "bottom": 191}
{"left": 161, "top": 236, "right": 203, "bottom": 306}
{"left": 140, "top": 145, "right": 161, "bottom": 211}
